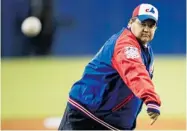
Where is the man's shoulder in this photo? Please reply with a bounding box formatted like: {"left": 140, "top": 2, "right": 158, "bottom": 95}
{"left": 115, "top": 28, "right": 139, "bottom": 48}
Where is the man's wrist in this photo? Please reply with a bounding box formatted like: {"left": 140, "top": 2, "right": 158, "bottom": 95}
{"left": 146, "top": 102, "right": 160, "bottom": 114}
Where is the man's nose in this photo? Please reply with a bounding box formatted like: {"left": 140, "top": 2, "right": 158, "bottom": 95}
{"left": 143, "top": 26, "right": 149, "bottom": 32}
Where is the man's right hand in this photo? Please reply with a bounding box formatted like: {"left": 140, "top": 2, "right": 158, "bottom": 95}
{"left": 147, "top": 111, "right": 160, "bottom": 125}
{"left": 146, "top": 103, "right": 160, "bottom": 125}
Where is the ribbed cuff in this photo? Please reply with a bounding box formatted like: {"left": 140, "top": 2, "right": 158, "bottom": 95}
{"left": 146, "top": 103, "right": 160, "bottom": 114}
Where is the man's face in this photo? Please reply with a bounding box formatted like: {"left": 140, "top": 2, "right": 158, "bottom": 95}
{"left": 131, "top": 18, "right": 157, "bottom": 45}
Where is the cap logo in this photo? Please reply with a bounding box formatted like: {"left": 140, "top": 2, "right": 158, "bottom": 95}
{"left": 145, "top": 7, "right": 155, "bottom": 14}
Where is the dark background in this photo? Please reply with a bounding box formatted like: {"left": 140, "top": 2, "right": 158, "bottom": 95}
{"left": 2, "top": 0, "right": 186, "bottom": 57}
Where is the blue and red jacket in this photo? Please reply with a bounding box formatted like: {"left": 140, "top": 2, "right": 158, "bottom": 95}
{"left": 68, "top": 28, "right": 161, "bottom": 130}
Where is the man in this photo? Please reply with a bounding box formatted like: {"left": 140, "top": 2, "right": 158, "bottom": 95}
{"left": 59, "top": 3, "right": 161, "bottom": 130}
{"left": 21, "top": 0, "right": 54, "bottom": 56}
{"left": 29, "top": 0, "right": 54, "bottom": 55}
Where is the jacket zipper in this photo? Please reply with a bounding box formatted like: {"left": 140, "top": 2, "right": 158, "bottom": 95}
{"left": 112, "top": 94, "right": 134, "bottom": 112}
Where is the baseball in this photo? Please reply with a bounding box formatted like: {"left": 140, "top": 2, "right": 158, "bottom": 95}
{"left": 21, "top": 16, "right": 42, "bottom": 37}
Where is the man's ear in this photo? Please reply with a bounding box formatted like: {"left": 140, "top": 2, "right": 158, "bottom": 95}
{"left": 153, "top": 26, "right": 158, "bottom": 32}
{"left": 155, "top": 26, "right": 158, "bottom": 31}
{"left": 127, "top": 17, "right": 136, "bottom": 28}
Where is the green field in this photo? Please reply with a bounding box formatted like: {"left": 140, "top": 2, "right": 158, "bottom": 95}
{"left": 1, "top": 56, "right": 186, "bottom": 120}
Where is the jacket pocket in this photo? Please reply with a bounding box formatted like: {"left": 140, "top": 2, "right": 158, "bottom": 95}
{"left": 112, "top": 94, "right": 134, "bottom": 112}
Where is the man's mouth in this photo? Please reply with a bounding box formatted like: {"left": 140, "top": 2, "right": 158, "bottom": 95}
{"left": 142, "top": 34, "right": 150, "bottom": 37}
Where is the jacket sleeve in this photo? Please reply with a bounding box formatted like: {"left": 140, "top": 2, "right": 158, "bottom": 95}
{"left": 111, "top": 41, "right": 161, "bottom": 106}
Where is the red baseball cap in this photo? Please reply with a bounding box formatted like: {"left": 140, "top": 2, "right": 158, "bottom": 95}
{"left": 132, "top": 3, "right": 158, "bottom": 23}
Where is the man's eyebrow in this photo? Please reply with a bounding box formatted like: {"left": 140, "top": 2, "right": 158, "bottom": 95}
{"left": 142, "top": 21, "right": 156, "bottom": 25}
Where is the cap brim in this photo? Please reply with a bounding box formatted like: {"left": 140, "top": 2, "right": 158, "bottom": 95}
{"left": 137, "top": 15, "right": 157, "bottom": 23}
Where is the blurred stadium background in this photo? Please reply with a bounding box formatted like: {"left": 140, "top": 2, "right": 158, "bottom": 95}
{"left": 1, "top": 0, "right": 186, "bottom": 130}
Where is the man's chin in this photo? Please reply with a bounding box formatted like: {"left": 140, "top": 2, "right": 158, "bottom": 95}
{"left": 137, "top": 38, "right": 151, "bottom": 45}
{"left": 140, "top": 38, "right": 150, "bottom": 43}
